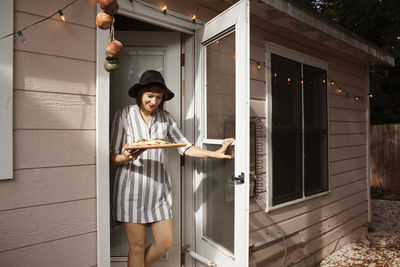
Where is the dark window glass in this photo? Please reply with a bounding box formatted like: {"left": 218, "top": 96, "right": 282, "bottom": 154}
{"left": 271, "top": 54, "right": 302, "bottom": 205}
{"left": 303, "top": 64, "right": 328, "bottom": 196}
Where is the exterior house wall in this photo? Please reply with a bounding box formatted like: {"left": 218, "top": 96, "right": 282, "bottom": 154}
{"left": 0, "top": 0, "right": 374, "bottom": 266}
{"left": 0, "top": 0, "right": 97, "bottom": 266}
{"left": 248, "top": 19, "right": 369, "bottom": 267}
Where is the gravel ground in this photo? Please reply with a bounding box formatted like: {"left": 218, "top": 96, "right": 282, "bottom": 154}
{"left": 319, "top": 199, "right": 400, "bottom": 267}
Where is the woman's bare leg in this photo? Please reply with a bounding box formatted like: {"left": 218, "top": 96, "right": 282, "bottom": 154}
{"left": 124, "top": 223, "right": 147, "bottom": 267}
{"left": 144, "top": 219, "right": 173, "bottom": 267}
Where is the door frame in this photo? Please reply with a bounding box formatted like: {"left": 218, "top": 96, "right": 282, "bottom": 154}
{"left": 96, "top": 3, "right": 199, "bottom": 267}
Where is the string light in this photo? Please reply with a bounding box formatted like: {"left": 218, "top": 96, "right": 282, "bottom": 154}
{"left": 0, "top": 0, "right": 78, "bottom": 41}
{"left": 17, "top": 31, "right": 26, "bottom": 44}
{"left": 0, "top": 0, "right": 378, "bottom": 105}
{"left": 58, "top": 10, "right": 66, "bottom": 22}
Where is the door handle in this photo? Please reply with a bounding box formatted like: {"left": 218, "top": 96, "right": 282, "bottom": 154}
{"left": 232, "top": 172, "right": 245, "bottom": 184}
{"left": 183, "top": 245, "right": 217, "bottom": 267}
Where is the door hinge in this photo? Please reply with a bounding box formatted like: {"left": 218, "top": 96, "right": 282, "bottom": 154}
{"left": 181, "top": 53, "right": 185, "bottom": 67}
{"left": 232, "top": 172, "right": 245, "bottom": 184}
{"left": 180, "top": 155, "right": 185, "bottom": 167}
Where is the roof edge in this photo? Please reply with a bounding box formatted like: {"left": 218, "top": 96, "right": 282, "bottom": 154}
{"left": 258, "top": 0, "right": 395, "bottom": 66}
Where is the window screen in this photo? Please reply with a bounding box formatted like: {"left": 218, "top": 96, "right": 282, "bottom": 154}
{"left": 271, "top": 54, "right": 302, "bottom": 205}
{"left": 270, "top": 53, "right": 328, "bottom": 206}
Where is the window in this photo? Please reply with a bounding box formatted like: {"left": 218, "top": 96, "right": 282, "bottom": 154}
{"left": 266, "top": 44, "right": 329, "bottom": 207}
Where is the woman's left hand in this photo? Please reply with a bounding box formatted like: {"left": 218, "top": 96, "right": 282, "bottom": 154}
{"left": 214, "top": 138, "right": 234, "bottom": 159}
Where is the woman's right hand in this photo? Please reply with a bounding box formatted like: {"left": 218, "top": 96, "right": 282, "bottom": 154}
{"left": 122, "top": 144, "right": 146, "bottom": 162}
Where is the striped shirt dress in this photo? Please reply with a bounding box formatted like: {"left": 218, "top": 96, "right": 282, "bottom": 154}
{"left": 110, "top": 105, "right": 192, "bottom": 223}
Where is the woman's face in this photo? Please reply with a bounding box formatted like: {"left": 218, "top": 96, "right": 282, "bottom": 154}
{"left": 141, "top": 91, "right": 163, "bottom": 113}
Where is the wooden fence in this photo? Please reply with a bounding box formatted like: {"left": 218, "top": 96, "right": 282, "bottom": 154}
{"left": 371, "top": 123, "right": 400, "bottom": 192}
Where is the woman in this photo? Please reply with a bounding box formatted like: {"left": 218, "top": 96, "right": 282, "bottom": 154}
{"left": 110, "top": 70, "right": 233, "bottom": 267}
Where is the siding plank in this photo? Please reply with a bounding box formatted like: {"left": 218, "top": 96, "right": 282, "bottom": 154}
{"left": 14, "top": 90, "right": 96, "bottom": 129}
{"left": 250, "top": 79, "right": 266, "bottom": 100}
{"left": 0, "top": 199, "right": 96, "bottom": 252}
{"left": 329, "top": 108, "right": 366, "bottom": 122}
{"left": 330, "top": 122, "right": 366, "bottom": 135}
{"left": 249, "top": 202, "right": 367, "bottom": 265}
{"left": 330, "top": 145, "right": 366, "bottom": 162}
{"left": 330, "top": 168, "right": 366, "bottom": 189}
{"left": 329, "top": 94, "right": 367, "bottom": 111}
{"left": 330, "top": 157, "right": 366, "bottom": 175}
{"left": 249, "top": 181, "right": 367, "bottom": 232}
{"left": 14, "top": 130, "right": 96, "bottom": 169}
{"left": 14, "top": 51, "right": 96, "bottom": 95}
{"left": 283, "top": 214, "right": 367, "bottom": 266}
{"left": 14, "top": 12, "right": 95, "bottom": 61}
{"left": 15, "top": 0, "right": 96, "bottom": 28}
{"left": 327, "top": 69, "right": 366, "bottom": 93}
{"left": 0, "top": 232, "right": 96, "bottom": 267}
{"left": 330, "top": 134, "right": 366, "bottom": 148}
{"left": 0, "top": 165, "right": 96, "bottom": 211}
{"left": 259, "top": 218, "right": 367, "bottom": 267}
{"left": 250, "top": 189, "right": 366, "bottom": 244}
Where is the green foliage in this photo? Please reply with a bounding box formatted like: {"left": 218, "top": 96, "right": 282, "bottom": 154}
{"left": 291, "top": 0, "right": 400, "bottom": 123}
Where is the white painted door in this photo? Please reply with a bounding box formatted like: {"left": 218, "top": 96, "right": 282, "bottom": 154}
{"left": 109, "top": 31, "right": 182, "bottom": 267}
{"left": 193, "top": 1, "right": 250, "bottom": 266}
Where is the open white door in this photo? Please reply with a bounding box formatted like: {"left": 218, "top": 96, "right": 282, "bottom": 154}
{"left": 192, "top": 1, "right": 250, "bottom": 266}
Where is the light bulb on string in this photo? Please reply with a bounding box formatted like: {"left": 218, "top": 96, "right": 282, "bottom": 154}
{"left": 300, "top": 79, "right": 304, "bottom": 85}
{"left": 17, "top": 31, "right": 26, "bottom": 44}
{"left": 336, "top": 88, "right": 342, "bottom": 94}
{"left": 58, "top": 10, "right": 66, "bottom": 22}
{"left": 162, "top": 5, "right": 167, "bottom": 14}
{"left": 257, "top": 62, "right": 261, "bottom": 69}
{"left": 354, "top": 96, "right": 360, "bottom": 101}
{"left": 192, "top": 15, "right": 196, "bottom": 23}
{"left": 322, "top": 79, "right": 326, "bottom": 83}
{"left": 369, "top": 93, "right": 373, "bottom": 98}
{"left": 330, "top": 80, "right": 334, "bottom": 86}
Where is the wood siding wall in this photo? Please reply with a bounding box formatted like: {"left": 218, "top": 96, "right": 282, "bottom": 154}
{"left": 0, "top": 0, "right": 97, "bottom": 266}
{"left": 248, "top": 14, "right": 369, "bottom": 267}
{"left": 371, "top": 123, "right": 400, "bottom": 192}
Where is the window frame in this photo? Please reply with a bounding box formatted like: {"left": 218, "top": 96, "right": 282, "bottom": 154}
{"left": 264, "top": 42, "right": 330, "bottom": 212}
{"left": 0, "top": 0, "right": 14, "bottom": 180}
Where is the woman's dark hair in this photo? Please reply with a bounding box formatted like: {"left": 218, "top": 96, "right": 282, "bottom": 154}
{"left": 136, "top": 83, "right": 166, "bottom": 110}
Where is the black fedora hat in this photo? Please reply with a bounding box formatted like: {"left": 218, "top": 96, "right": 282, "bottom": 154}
{"left": 128, "top": 70, "right": 174, "bottom": 101}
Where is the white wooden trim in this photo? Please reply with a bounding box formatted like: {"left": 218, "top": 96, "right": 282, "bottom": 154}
{"left": 265, "top": 41, "right": 328, "bottom": 70}
{"left": 182, "top": 34, "right": 196, "bottom": 267}
{"left": 96, "top": 4, "right": 206, "bottom": 267}
{"left": 0, "top": 0, "right": 13, "bottom": 180}
{"left": 366, "top": 65, "right": 371, "bottom": 222}
{"left": 96, "top": 12, "right": 111, "bottom": 267}
{"left": 118, "top": 0, "right": 201, "bottom": 35}
{"left": 264, "top": 42, "right": 330, "bottom": 212}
